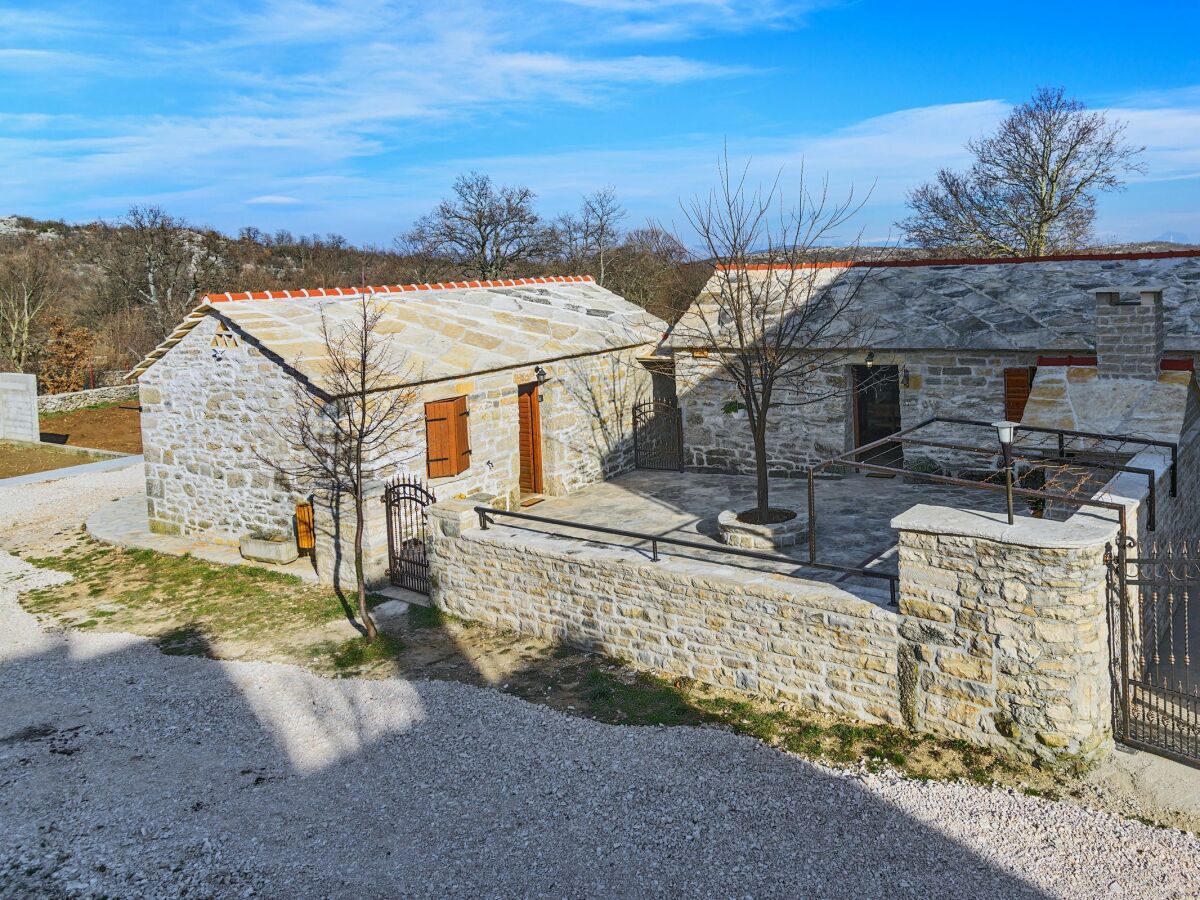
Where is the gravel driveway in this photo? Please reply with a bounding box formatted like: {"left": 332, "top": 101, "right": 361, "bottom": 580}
{"left": 3, "top": 469, "right": 1200, "bottom": 898}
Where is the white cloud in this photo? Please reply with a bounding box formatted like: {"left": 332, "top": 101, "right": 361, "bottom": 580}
{"left": 246, "top": 195, "right": 303, "bottom": 205}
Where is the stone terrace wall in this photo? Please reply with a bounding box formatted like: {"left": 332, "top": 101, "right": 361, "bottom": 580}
{"left": 429, "top": 501, "right": 906, "bottom": 724}
{"left": 0, "top": 372, "right": 38, "bottom": 442}
{"left": 893, "top": 505, "right": 1113, "bottom": 764}
{"left": 39, "top": 384, "right": 138, "bottom": 414}
{"left": 430, "top": 498, "right": 1116, "bottom": 765}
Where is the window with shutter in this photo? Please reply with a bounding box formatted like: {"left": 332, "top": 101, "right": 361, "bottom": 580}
{"left": 425, "top": 396, "right": 470, "bottom": 478}
{"left": 1003, "top": 367, "right": 1036, "bottom": 422}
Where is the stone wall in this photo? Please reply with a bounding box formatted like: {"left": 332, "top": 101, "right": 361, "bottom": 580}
{"left": 893, "top": 505, "right": 1113, "bottom": 764}
{"left": 0, "top": 372, "right": 39, "bottom": 442}
{"left": 429, "top": 497, "right": 1116, "bottom": 766}
{"left": 39, "top": 384, "right": 138, "bottom": 414}
{"left": 139, "top": 309, "right": 651, "bottom": 583}
{"left": 1095, "top": 289, "right": 1164, "bottom": 381}
{"left": 676, "top": 349, "right": 1045, "bottom": 476}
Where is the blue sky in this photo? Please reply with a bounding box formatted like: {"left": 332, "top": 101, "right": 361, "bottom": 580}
{"left": 3, "top": 0, "right": 1200, "bottom": 247}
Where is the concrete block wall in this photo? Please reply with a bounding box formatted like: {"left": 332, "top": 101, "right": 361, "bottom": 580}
{"left": 0, "top": 373, "right": 39, "bottom": 442}
{"left": 429, "top": 497, "right": 1117, "bottom": 766}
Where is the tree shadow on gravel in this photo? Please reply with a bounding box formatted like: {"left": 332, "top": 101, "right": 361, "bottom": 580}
{"left": 0, "top": 617, "right": 1078, "bottom": 899}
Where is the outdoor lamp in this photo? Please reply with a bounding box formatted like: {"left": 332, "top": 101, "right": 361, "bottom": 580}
{"left": 992, "top": 420, "right": 1019, "bottom": 525}
{"left": 864, "top": 351, "right": 875, "bottom": 368}
{"left": 534, "top": 365, "right": 548, "bottom": 385}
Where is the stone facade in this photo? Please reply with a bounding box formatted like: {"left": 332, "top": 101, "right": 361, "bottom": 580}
{"left": 0, "top": 372, "right": 38, "bottom": 443}
{"left": 676, "top": 349, "right": 1045, "bottom": 475}
{"left": 39, "top": 384, "right": 138, "bottom": 414}
{"left": 138, "top": 311, "right": 652, "bottom": 583}
{"left": 429, "top": 497, "right": 1116, "bottom": 766}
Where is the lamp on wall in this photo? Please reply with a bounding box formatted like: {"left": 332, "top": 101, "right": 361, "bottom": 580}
{"left": 864, "top": 350, "right": 876, "bottom": 368}
{"left": 992, "top": 420, "right": 1018, "bottom": 525}
{"left": 534, "top": 365, "right": 548, "bottom": 385}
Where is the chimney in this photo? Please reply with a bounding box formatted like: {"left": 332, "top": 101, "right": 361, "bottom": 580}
{"left": 1094, "top": 288, "right": 1164, "bottom": 381}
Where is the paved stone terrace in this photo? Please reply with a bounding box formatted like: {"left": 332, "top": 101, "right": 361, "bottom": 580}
{"left": 506, "top": 469, "right": 1013, "bottom": 603}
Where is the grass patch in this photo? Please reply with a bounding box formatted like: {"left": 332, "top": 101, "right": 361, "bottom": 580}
{"left": 318, "top": 634, "right": 406, "bottom": 671}
{"left": 24, "top": 538, "right": 361, "bottom": 645}
{"left": 39, "top": 398, "right": 128, "bottom": 419}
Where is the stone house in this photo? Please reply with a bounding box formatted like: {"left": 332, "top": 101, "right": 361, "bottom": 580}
{"left": 129, "top": 275, "right": 666, "bottom": 585}
{"left": 671, "top": 250, "right": 1200, "bottom": 477}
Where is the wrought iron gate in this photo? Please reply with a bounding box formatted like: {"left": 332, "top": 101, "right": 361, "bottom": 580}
{"left": 383, "top": 475, "right": 436, "bottom": 595}
{"left": 1108, "top": 538, "right": 1200, "bottom": 765}
{"left": 632, "top": 400, "right": 684, "bottom": 471}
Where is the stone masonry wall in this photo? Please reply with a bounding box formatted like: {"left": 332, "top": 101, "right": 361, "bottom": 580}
{"left": 893, "top": 505, "right": 1113, "bottom": 765}
{"left": 676, "top": 349, "right": 1045, "bottom": 476}
{"left": 139, "top": 309, "right": 651, "bottom": 584}
{"left": 139, "top": 315, "right": 306, "bottom": 541}
{"left": 1095, "top": 289, "right": 1164, "bottom": 381}
{"left": 0, "top": 372, "right": 38, "bottom": 442}
{"left": 429, "top": 498, "right": 1116, "bottom": 766}
{"left": 38, "top": 384, "right": 139, "bottom": 414}
{"left": 429, "top": 501, "right": 906, "bottom": 725}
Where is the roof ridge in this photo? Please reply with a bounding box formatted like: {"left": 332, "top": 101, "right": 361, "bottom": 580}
{"left": 203, "top": 274, "right": 595, "bottom": 304}
{"left": 725, "top": 248, "right": 1200, "bottom": 272}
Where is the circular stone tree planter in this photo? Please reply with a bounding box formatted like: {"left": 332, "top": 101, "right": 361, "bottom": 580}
{"left": 717, "top": 508, "right": 805, "bottom": 551}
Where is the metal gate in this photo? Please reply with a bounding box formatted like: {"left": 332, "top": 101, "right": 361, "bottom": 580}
{"left": 383, "top": 475, "right": 436, "bottom": 595}
{"left": 1108, "top": 538, "right": 1200, "bottom": 765}
{"left": 632, "top": 400, "right": 684, "bottom": 471}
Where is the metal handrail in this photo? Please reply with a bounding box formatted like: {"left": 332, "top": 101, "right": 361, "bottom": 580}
{"left": 474, "top": 505, "right": 899, "bottom": 605}
{"left": 934, "top": 415, "right": 1178, "bottom": 498}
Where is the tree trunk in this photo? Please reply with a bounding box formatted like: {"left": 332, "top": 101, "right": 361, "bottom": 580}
{"left": 353, "top": 485, "right": 378, "bottom": 643}
{"left": 753, "top": 421, "right": 770, "bottom": 520}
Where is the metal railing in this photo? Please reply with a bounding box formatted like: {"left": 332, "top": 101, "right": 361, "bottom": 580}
{"left": 474, "top": 505, "right": 900, "bottom": 605}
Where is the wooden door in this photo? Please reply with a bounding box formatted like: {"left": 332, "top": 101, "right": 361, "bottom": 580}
{"left": 853, "top": 365, "right": 903, "bottom": 467}
{"left": 517, "top": 382, "right": 543, "bottom": 494}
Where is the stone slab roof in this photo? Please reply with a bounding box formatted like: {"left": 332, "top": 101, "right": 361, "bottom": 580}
{"left": 672, "top": 251, "right": 1200, "bottom": 352}
{"left": 130, "top": 276, "right": 666, "bottom": 391}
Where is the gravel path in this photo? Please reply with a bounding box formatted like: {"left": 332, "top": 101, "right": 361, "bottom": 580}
{"left": 3, "top": 469, "right": 1200, "bottom": 898}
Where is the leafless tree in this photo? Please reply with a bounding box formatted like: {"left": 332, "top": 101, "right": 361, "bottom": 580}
{"left": 899, "top": 86, "right": 1145, "bottom": 256}
{"left": 604, "top": 223, "right": 707, "bottom": 324}
{"left": 678, "top": 153, "right": 876, "bottom": 522}
{"left": 91, "top": 206, "right": 229, "bottom": 353}
{"left": 0, "top": 237, "right": 64, "bottom": 371}
{"left": 406, "top": 172, "right": 558, "bottom": 279}
{"left": 265, "top": 290, "right": 418, "bottom": 642}
{"left": 557, "top": 187, "right": 627, "bottom": 286}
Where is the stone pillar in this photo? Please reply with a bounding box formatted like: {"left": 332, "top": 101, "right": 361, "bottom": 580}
{"left": 1095, "top": 288, "right": 1164, "bottom": 381}
{"left": 0, "top": 373, "right": 38, "bottom": 442}
{"left": 893, "top": 503, "right": 1114, "bottom": 768}
{"left": 312, "top": 483, "right": 391, "bottom": 591}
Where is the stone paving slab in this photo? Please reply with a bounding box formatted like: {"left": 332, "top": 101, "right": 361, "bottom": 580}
{"left": 508, "top": 469, "right": 1012, "bottom": 599}
{"left": 87, "top": 492, "right": 319, "bottom": 582}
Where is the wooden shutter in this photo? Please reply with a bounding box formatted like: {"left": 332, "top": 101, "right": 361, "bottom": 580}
{"left": 425, "top": 396, "right": 470, "bottom": 478}
{"left": 1004, "top": 367, "right": 1036, "bottom": 422}
{"left": 294, "top": 502, "right": 315, "bottom": 552}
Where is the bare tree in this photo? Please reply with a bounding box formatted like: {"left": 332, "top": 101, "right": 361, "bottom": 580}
{"left": 406, "top": 172, "right": 557, "bottom": 279}
{"left": 92, "top": 206, "right": 229, "bottom": 354}
{"left": 265, "top": 291, "right": 418, "bottom": 642}
{"left": 899, "top": 86, "right": 1145, "bottom": 256}
{"left": 678, "top": 154, "right": 876, "bottom": 523}
{"left": 0, "top": 237, "right": 64, "bottom": 371}
{"left": 557, "top": 187, "right": 627, "bottom": 285}
{"left": 605, "top": 223, "right": 707, "bottom": 324}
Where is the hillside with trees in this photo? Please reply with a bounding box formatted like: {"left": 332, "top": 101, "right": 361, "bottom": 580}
{"left": 0, "top": 178, "right": 708, "bottom": 391}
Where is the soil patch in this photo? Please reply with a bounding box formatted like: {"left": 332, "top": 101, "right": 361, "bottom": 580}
{"left": 40, "top": 400, "right": 142, "bottom": 454}
{"left": 0, "top": 442, "right": 105, "bottom": 480}
{"left": 736, "top": 507, "right": 797, "bottom": 525}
